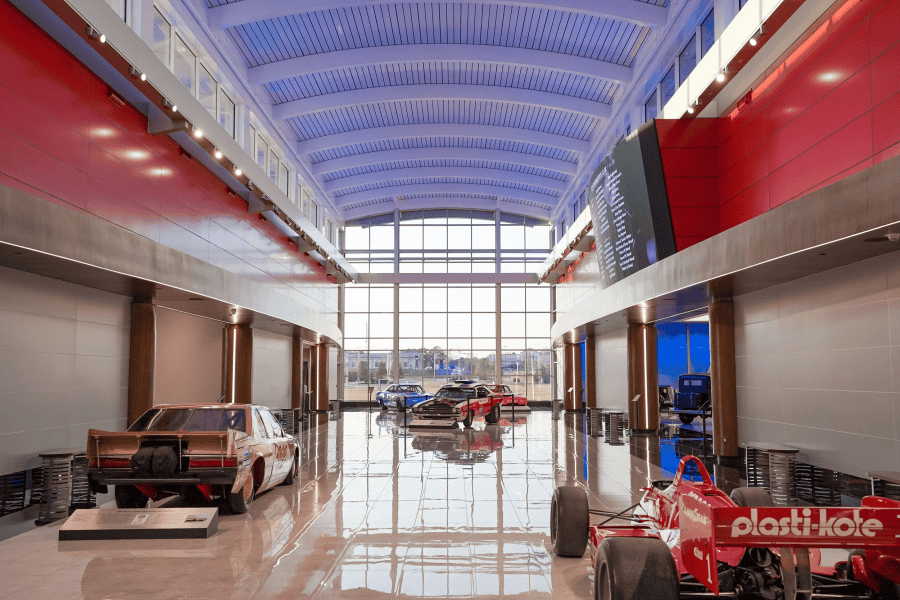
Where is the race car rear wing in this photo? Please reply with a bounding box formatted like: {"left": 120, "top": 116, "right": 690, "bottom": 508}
{"left": 679, "top": 493, "right": 900, "bottom": 596}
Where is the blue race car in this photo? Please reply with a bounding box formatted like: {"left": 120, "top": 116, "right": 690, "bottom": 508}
{"left": 376, "top": 384, "right": 432, "bottom": 411}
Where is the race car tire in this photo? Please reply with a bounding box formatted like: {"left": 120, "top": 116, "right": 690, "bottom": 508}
{"left": 550, "top": 486, "right": 589, "bottom": 557}
{"left": 678, "top": 414, "right": 694, "bottom": 425}
{"left": 380, "top": 400, "right": 388, "bottom": 411}
{"left": 462, "top": 410, "right": 475, "bottom": 429}
{"left": 281, "top": 453, "right": 298, "bottom": 485}
{"left": 594, "top": 537, "right": 679, "bottom": 600}
{"left": 729, "top": 487, "right": 774, "bottom": 508}
{"left": 485, "top": 403, "right": 500, "bottom": 424}
{"left": 226, "top": 476, "right": 254, "bottom": 514}
{"left": 115, "top": 485, "right": 149, "bottom": 509}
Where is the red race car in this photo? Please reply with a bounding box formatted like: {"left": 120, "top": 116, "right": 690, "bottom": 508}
{"left": 550, "top": 455, "right": 900, "bottom": 600}
{"left": 410, "top": 383, "right": 506, "bottom": 427}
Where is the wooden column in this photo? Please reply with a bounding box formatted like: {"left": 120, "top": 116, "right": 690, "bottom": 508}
{"left": 224, "top": 324, "right": 253, "bottom": 404}
{"left": 316, "top": 344, "right": 329, "bottom": 410}
{"left": 291, "top": 337, "right": 303, "bottom": 413}
{"left": 584, "top": 337, "right": 597, "bottom": 408}
{"left": 573, "top": 342, "right": 584, "bottom": 411}
{"left": 127, "top": 302, "right": 156, "bottom": 426}
{"left": 563, "top": 343, "right": 576, "bottom": 411}
{"left": 710, "top": 298, "right": 739, "bottom": 457}
{"left": 308, "top": 344, "right": 318, "bottom": 411}
{"left": 627, "top": 324, "right": 659, "bottom": 432}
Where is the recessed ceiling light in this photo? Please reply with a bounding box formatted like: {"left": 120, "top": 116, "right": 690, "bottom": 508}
{"left": 214, "top": 149, "right": 223, "bottom": 159}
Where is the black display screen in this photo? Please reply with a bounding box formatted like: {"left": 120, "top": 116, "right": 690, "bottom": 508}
{"left": 587, "top": 121, "right": 676, "bottom": 288}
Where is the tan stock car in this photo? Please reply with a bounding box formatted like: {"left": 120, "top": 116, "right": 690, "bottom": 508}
{"left": 87, "top": 404, "right": 298, "bottom": 514}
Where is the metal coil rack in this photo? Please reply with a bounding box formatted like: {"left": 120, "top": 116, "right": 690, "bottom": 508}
{"left": 276, "top": 408, "right": 301, "bottom": 436}
{"left": 0, "top": 470, "right": 27, "bottom": 517}
{"left": 587, "top": 408, "right": 603, "bottom": 437}
{"left": 743, "top": 444, "right": 799, "bottom": 506}
{"left": 69, "top": 453, "right": 96, "bottom": 513}
{"left": 606, "top": 411, "right": 626, "bottom": 445}
{"left": 795, "top": 463, "right": 841, "bottom": 506}
{"left": 35, "top": 450, "right": 74, "bottom": 525}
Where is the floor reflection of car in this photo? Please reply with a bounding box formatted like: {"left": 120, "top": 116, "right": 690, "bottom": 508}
{"left": 375, "top": 383, "right": 432, "bottom": 411}
{"left": 411, "top": 428, "right": 503, "bottom": 463}
{"left": 78, "top": 495, "right": 296, "bottom": 599}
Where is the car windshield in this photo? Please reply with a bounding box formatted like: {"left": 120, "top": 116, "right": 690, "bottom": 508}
{"left": 681, "top": 378, "right": 708, "bottom": 388}
{"left": 397, "top": 385, "right": 424, "bottom": 393}
{"left": 433, "top": 388, "right": 475, "bottom": 400}
{"left": 128, "top": 408, "right": 247, "bottom": 432}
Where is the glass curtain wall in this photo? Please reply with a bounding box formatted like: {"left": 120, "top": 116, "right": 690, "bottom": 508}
{"left": 343, "top": 209, "right": 552, "bottom": 402}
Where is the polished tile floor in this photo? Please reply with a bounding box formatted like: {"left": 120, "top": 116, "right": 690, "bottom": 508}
{"left": 0, "top": 411, "right": 743, "bottom": 600}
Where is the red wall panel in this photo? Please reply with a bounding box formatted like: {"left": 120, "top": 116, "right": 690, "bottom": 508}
{"left": 0, "top": 0, "right": 331, "bottom": 302}
{"left": 716, "top": 0, "right": 898, "bottom": 230}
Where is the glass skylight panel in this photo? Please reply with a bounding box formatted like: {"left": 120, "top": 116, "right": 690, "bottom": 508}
{"left": 679, "top": 35, "right": 697, "bottom": 84}
{"left": 701, "top": 10, "right": 715, "bottom": 57}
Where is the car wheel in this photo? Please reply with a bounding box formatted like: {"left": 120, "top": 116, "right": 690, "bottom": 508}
{"left": 593, "top": 537, "right": 678, "bottom": 600}
{"left": 729, "top": 487, "right": 774, "bottom": 507}
{"left": 462, "top": 410, "right": 475, "bottom": 429}
{"left": 281, "top": 453, "right": 298, "bottom": 485}
{"left": 678, "top": 414, "right": 694, "bottom": 425}
{"left": 550, "top": 486, "right": 589, "bottom": 557}
{"left": 379, "top": 399, "right": 388, "bottom": 411}
{"left": 485, "top": 403, "right": 500, "bottom": 424}
{"left": 114, "top": 485, "right": 148, "bottom": 509}
{"left": 226, "top": 475, "right": 254, "bottom": 514}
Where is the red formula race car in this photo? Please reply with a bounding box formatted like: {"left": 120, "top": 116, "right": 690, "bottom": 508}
{"left": 550, "top": 456, "right": 900, "bottom": 600}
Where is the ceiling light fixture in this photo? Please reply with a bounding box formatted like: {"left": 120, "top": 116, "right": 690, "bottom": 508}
{"left": 716, "top": 68, "right": 728, "bottom": 83}
{"left": 234, "top": 167, "right": 242, "bottom": 177}
{"left": 85, "top": 26, "right": 105, "bottom": 43}
{"left": 213, "top": 149, "right": 223, "bottom": 159}
{"left": 749, "top": 25, "right": 766, "bottom": 46}
{"left": 162, "top": 98, "right": 177, "bottom": 113}
{"left": 128, "top": 66, "right": 146, "bottom": 81}
{"left": 193, "top": 127, "right": 203, "bottom": 139}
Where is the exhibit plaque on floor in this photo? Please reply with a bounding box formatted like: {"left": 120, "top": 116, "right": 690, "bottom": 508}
{"left": 59, "top": 507, "right": 219, "bottom": 540}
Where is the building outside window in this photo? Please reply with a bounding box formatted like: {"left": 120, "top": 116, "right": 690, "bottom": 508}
{"left": 342, "top": 210, "right": 552, "bottom": 402}
{"left": 152, "top": 8, "right": 170, "bottom": 67}
{"left": 700, "top": 9, "right": 715, "bottom": 58}
{"left": 679, "top": 34, "right": 697, "bottom": 84}
{"left": 174, "top": 35, "right": 195, "bottom": 95}
{"left": 218, "top": 89, "right": 235, "bottom": 139}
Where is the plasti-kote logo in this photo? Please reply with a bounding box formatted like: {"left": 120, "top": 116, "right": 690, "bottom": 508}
{"left": 731, "top": 508, "right": 883, "bottom": 538}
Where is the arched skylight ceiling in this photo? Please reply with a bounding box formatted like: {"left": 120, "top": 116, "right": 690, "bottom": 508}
{"left": 203, "top": 1, "right": 671, "bottom": 222}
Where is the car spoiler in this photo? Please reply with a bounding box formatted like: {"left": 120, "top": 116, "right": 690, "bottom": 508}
{"left": 679, "top": 494, "right": 900, "bottom": 596}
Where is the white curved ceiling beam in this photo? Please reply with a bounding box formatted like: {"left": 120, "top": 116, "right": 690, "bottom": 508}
{"left": 311, "top": 147, "right": 577, "bottom": 178}
{"left": 273, "top": 85, "right": 611, "bottom": 121}
{"left": 297, "top": 124, "right": 591, "bottom": 156}
{"left": 335, "top": 183, "right": 557, "bottom": 208}
{"left": 210, "top": 1, "right": 667, "bottom": 30}
{"left": 248, "top": 44, "right": 632, "bottom": 86}
{"left": 343, "top": 197, "right": 551, "bottom": 222}
{"left": 324, "top": 166, "right": 567, "bottom": 194}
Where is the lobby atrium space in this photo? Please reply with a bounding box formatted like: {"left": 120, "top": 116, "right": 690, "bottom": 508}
{"left": 1, "top": 0, "right": 900, "bottom": 598}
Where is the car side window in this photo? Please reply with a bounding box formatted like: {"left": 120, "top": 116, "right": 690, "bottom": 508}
{"left": 261, "top": 409, "right": 285, "bottom": 438}
{"left": 254, "top": 409, "right": 273, "bottom": 438}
